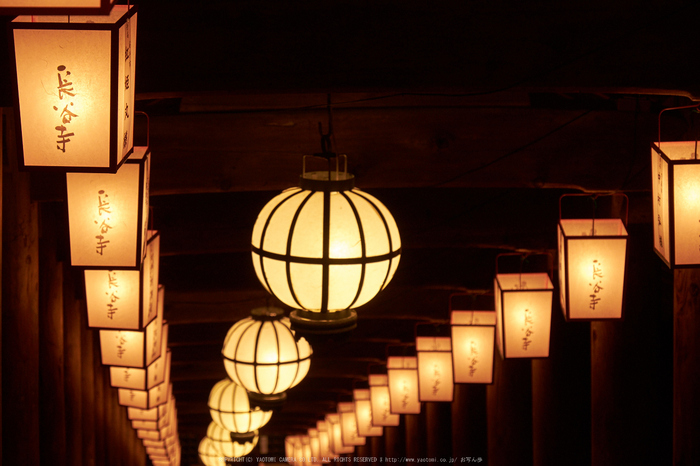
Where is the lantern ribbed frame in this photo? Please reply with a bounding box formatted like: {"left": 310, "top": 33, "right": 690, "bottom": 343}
{"left": 251, "top": 171, "right": 401, "bottom": 332}
{"left": 208, "top": 378, "right": 273, "bottom": 433}
{"left": 206, "top": 422, "right": 258, "bottom": 458}
{"left": 222, "top": 307, "right": 312, "bottom": 397}
{"left": 198, "top": 437, "right": 222, "bottom": 466}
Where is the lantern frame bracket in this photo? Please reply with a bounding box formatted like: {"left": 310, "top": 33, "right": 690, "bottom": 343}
{"left": 559, "top": 192, "right": 629, "bottom": 234}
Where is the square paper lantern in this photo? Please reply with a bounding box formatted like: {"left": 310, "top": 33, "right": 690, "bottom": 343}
{"left": 338, "top": 402, "right": 365, "bottom": 447}
{"left": 558, "top": 218, "right": 628, "bottom": 320}
{"left": 316, "top": 421, "right": 335, "bottom": 460}
{"left": 368, "top": 374, "right": 399, "bottom": 427}
{"left": 495, "top": 272, "right": 553, "bottom": 358}
{"left": 10, "top": 5, "right": 137, "bottom": 171}
{"left": 66, "top": 147, "right": 150, "bottom": 269}
{"left": 652, "top": 141, "right": 700, "bottom": 268}
{"left": 325, "top": 414, "right": 354, "bottom": 455}
{"left": 450, "top": 311, "right": 496, "bottom": 384}
{"left": 118, "top": 357, "right": 171, "bottom": 409}
{"left": 387, "top": 356, "right": 420, "bottom": 414}
{"left": 109, "top": 319, "right": 168, "bottom": 389}
{"left": 85, "top": 231, "right": 160, "bottom": 330}
{"left": 416, "top": 337, "right": 454, "bottom": 402}
{"left": 353, "top": 389, "right": 382, "bottom": 437}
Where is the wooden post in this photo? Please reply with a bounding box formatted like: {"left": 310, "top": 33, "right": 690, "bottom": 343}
{"left": 81, "top": 300, "right": 96, "bottom": 466}
{"left": 39, "top": 202, "right": 67, "bottom": 464}
{"left": 425, "top": 402, "right": 451, "bottom": 463}
{"left": 404, "top": 411, "right": 426, "bottom": 460}
{"left": 451, "top": 384, "right": 487, "bottom": 461}
{"left": 383, "top": 422, "right": 404, "bottom": 461}
{"left": 486, "top": 357, "right": 532, "bottom": 466}
{"left": 93, "top": 332, "right": 106, "bottom": 466}
{"left": 673, "top": 268, "right": 700, "bottom": 465}
{"left": 64, "top": 265, "right": 83, "bottom": 466}
{"left": 531, "top": 305, "right": 590, "bottom": 466}
{"left": 370, "top": 435, "right": 384, "bottom": 465}
{"left": 2, "top": 111, "right": 40, "bottom": 463}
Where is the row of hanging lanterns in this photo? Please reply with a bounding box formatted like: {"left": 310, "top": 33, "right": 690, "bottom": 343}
{"left": 6, "top": 2, "right": 180, "bottom": 463}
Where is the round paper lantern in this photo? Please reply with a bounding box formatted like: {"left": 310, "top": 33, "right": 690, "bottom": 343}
{"left": 222, "top": 307, "right": 312, "bottom": 405}
{"left": 251, "top": 169, "right": 401, "bottom": 333}
{"left": 206, "top": 422, "right": 258, "bottom": 458}
{"left": 208, "top": 378, "right": 273, "bottom": 433}
{"left": 198, "top": 437, "right": 222, "bottom": 466}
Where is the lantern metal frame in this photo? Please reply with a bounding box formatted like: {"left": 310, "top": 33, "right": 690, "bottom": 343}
{"left": 558, "top": 193, "right": 629, "bottom": 321}
{"left": 0, "top": 0, "right": 117, "bottom": 15}
{"left": 9, "top": 4, "right": 137, "bottom": 173}
{"left": 494, "top": 253, "right": 554, "bottom": 359}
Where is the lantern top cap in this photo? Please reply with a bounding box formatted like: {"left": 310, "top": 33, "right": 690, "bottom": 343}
{"left": 250, "top": 306, "right": 285, "bottom": 321}
{"left": 300, "top": 171, "right": 355, "bottom": 192}
{"left": 13, "top": 4, "right": 134, "bottom": 25}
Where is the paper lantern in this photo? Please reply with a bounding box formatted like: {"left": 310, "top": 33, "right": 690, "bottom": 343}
{"left": 325, "top": 413, "right": 354, "bottom": 455}
{"left": 67, "top": 147, "right": 150, "bottom": 269}
{"left": 387, "top": 356, "right": 420, "bottom": 414}
{"left": 308, "top": 428, "right": 321, "bottom": 463}
{"left": 198, "top": 437, "right": 222, "bottom": 466}
{"left": 0, "top": 0, "right": 116, "bottom": 15}
{"left": 285, "top": 435, "right": 298, "bottom": 460}
{"left": 206, "top": 422, "right": 258, "bottom": 458}
{"left": 338, "top": 402, "right": 365, "bottom": 446}
{"left": 208, "top": 378, "right": 273, "bottom": 433}
{"left": 10, "top": 5, "right": 137, "bottom": 171}
{"left": 495, "top": 271, "right": 553, "bottom": 359}
{"left": 416, "top": 336, "right": 454, "bottom": 402}
{"left": 251, "top": 167, "right": 401, "bottom": 333}
{"left": 84, "top": 230, "right": 159, "bottom": 330}
{"left": 353, "top": 389, "right": 383, "bottom": 437}
{"left": 299, "top": 436, "right": 313, "bottom": 465}
{"left": 316, "top": 421, "right": 335, "bottom": 460}
{"left": 651, "top": 141, "right": 700, "bottom": 268}
{"left": 222, "top": 307, "right": 312, "bottom": 404}
{"left": 109, "top": 318, "right": 168, "bottom": 390}
{"left": 450, "top": 311, "right": 496, "bottom": 384}
{"left": 558, "top": 196, "right": 628, "bottom": 320}
{"left": 368, "top": 374, "right": 399, "bottom": 426}
{"left": 117, "top": 355, "right": 171, "bottom": 409}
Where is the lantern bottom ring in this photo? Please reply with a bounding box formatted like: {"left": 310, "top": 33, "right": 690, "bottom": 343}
{"left": 248, "top": 391, "right": 287, "bottom": 410}
{"left": 290, "top": 309, "right": 357, "bottom": 335}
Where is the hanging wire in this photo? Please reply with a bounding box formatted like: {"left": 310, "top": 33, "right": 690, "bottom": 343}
{"left": 657, "top": 101, "right": 700, "bottom": 147}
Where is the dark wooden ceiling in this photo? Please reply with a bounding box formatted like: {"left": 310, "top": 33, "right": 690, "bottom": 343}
{"left": 7, "top": 0, "right": 700, "bottom": 463}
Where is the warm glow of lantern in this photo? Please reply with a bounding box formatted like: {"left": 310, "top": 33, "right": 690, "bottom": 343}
{"left": 198, "top": 437, "right": 222, "bottom": 466}
{"left": 353, "top": 389, "right": 383, "bottom": 437}
{"left": 206, "top": 422, "right": 258, "bottom": 458}
{"left": 416, "top": 336, "right": 454, "bottom": 402}
{"left": 117, "top": 356, "right": 171, "bottom": 409}
{"left": 368, "top": 374, "right": 399, "bottom": 426}
{"left": 316, "top": 421, "right": 335, "bottom": 460}
{"left": 495, "top": 273, "right": 553, "bottom": 358}
{"left": 558, "top": 218, "right": 628, "bottom": 320}
{"left": 222, "top": 307, "right": 312, "bottom": 397}
{"left": 251, "top": 170, "right": 401, "bottom": 331}
{"left": 652, "top": 141, "right": 700, "bottom": 267}
{"left": 325, "top": 413, "right": 354, "bottom": 455}
{"left": 308, "top": 428, "right": 322, "bottom": 464}
{"left": 10, "top": 5, "right": 136, "bottom": 171}
{"left": 109, "top": 319, "right": 168, "bottom": 389}
{"left": 84, "top": 230, "right": 159, "bottom": 330}
{"left": 338, "top": 402, "right": 365, "bottom": 446}
{"left": 208, "top": 378, "right": 273, "bottom": 433}
{"left": 387, "top": 356, "right": 421, "bottom": 414}
{"left": 451, "top": 310, "right": 496, "bottom": 384}
{"left": 67, "top": 147, "right": 150, "bottom": 268}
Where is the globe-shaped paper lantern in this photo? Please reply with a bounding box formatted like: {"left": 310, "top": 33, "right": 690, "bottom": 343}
{"left": 198, "top": 437, "right": 222, "bottom": 466}
{"left": 222, "top": 307, "right": 312, "bottom": 405}
{"left": 206, "top": 422, "right": 258, "bottom": 458}
{"left": 208, "top": 378, "right": 273, "bottom": 433}
{"left": 251, "top": 170, "right": 401, "bottom": 333}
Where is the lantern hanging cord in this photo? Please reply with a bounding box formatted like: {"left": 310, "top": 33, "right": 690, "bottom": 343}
{"left": 657, "top": 101, "right": 700, "bottom": 146}
{"left": 315, "top": 94, "right": 336, "bottom": 180}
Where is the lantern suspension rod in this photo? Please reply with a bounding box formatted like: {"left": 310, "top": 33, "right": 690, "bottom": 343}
{"left": 496, "top": 251, "right": 553, "bottom": 289}
{"left": 449, "top": 291, "right": 491, "bottom": 324}
{"left": 559, "top": 192, "right": 630, "bottom": 231}
{"left": 657, "top": 101, "right": 700, "bottom": 148}
{"left": 315, "top": 94, "right": 335, "bottom": 179}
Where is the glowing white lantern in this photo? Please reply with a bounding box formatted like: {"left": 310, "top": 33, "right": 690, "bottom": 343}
{"left": 368, "top": 374, "right": 399, "bottom": 426}
{"left": 353, "top": 389, "right": 382, "bottom": 437}
{"left": 651, "top": 141, "right": 700, "bottom": 268}
{"left": 206, "top": 422, "right": 258, "bottom": 458}
{"left": 208, "top": 378, "right": 272, "bottom": 433}
{"left": 117, "top": 355, "right": 171, "bottom": 409}
{"left": 450, "top": 311, "right": 496, "bottom": 384}
{"left": 325, "top": 413, "right": 353, "bottom": 455}
{"left": 558, "top": 205, "right": 628, "bottom": 320}
{"left": 338, "top": 402, "right": 365, "bottom": 446}
{"left": 198, "top": 437, "right": 222, "bottom": 466}
{"left": 495, "top": 272, "right": 553, "bottom": 358}
{"left": 251, "top": 163, "right": 401, "bottom": 333}
{"left": 10, "top": 5, "right": 137, "bottom": 171}
{"left": 67, "top": 147, "right": 150, "bottom": 268}
{"left": 416, "top": 336, "right": 454, "bottom": 402}
{"left": 222, "top": 307, "right": 312, "bottom": 404}
{"left": 316, "top": 421, "right": 335, "bottom": 460}
{"left": 84, "top": 230, "right": 159, "bottom": 330}
{"left": 387, "top": 356, "right": 420, "bottom": 414}
{"left": 308, "top": 428, "right": 321, "bottom": 464}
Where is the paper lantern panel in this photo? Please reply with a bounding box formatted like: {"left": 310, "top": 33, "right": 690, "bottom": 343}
{"left": 451, "top": 311, "right": 496, "bottom": 384}
{"left": 387, "top": 356, "right": 421, "bottom": 414}
{"left": 652, "top": 141, "right": 700, "bottom": 268}
{"left": 495, "top": 273, "right": 553, "bottom": 359}
{"left": 558, "top": 219, "right": 628, "bottom": 320}
{"left": 353, "top": 389, "right": 383, "bottom": 437}
{"left": 109, "top": 320, "right": 168, "bottom": 388}
{"left": 368, "top": 374, "right": 399, "bottom": 427}
{"left": 325, "top": 414, "right": 353, "bottom": 455}
{"left": 338, "top": 402, "right": 365, "bottom": 446}
{"left": 10, "top": 5, "right": 136, "bottom": 171}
